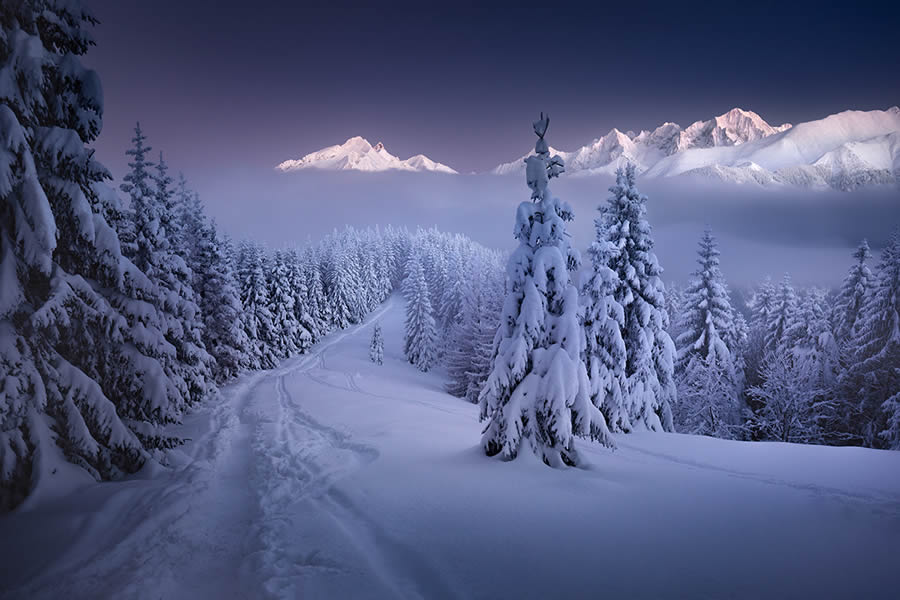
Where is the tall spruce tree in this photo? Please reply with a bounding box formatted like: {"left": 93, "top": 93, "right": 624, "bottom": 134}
{"left": 843, "top": 232, "right": 900, "bottom": 448}
{"left": 237, "top": 241, "right": 277, "bottom": 369}
{"left": 479, "top": 115, "right": 612, "bottom": 466}
{"left": 177, "top": 185, "right": 249, "bottom": 382}
{"left": 833, "top": 240, "right": 872, "bottom": 345}
{"left": 403, "top": 253, "right": 436, "bottom": 372}
{"left": 765, "top": 274, "right": 797, "bottom": 355}
{"left": 674, "top": 229, "right": 741, "bottom": 436}
{"left": 583, "top": 216, "right": 628, "bottom": 432}
{"left": 596, "top": 163, "right": 676, "bottom": 432}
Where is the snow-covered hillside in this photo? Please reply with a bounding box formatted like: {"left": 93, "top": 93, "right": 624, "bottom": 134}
{"left": 276, "top": 136, "right": 457, "bottom": 174}
{"left": 2, "top": 297, "right": 898, "bottom": 600}
{"left": 494, "top": 107, "right": 900, "bottom": 190}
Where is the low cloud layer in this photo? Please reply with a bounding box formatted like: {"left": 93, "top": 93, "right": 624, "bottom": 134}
{"left": 193, "top": 167, "right": 898, "bottom": 289}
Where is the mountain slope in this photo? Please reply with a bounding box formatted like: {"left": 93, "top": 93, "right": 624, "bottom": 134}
{"left": 277, "top": 136, "right": 457, "bottom": 174}
{"left": 494, "top": 107, "right": 900, "bottom": 190}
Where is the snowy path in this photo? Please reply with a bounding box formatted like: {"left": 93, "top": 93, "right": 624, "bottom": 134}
{"left": 3, "top": 296, "right": 900, "bottom": 599}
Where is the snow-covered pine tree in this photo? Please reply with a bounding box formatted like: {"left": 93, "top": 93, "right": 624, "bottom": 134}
{"left": 152, "top": 151, "right": 213, "bottom": 404}
{"left": 765, "top": 274, "right": 797, "bottom": 355}
{"left": 325, "top": 242, "right": 357, "bottom": 330}
{"left": 267, "top": 250, "right": 302, "bottom": 358}
{"left": 832, "top": 240, "right": 872, "bottom": 345}
{"left": 674, "top": 229, "right": 741, "bottom": 436}
{"left": 785, "top": 288, "right": 841, "bottom": 442}
{"left": 445, "top": 253, "right": 503, "bottom": 401}
{"left": 749, "top": 277, "right": 777, "bottom": 338}
{"left": 438, "top": 248, "right": 465, "bottom": 335}
{"left": 743, "top": 276, "right": 777, "bottom": 426}
{"left": 676, "top": 230, "right": 737, "bottom": 372}
{"left": 285, "top": 248, "right": 314, "bottom": 354}
{"left": 403, "top": 252, "right": 437, "bottom": 371}
{"left": 202, "top": 232, "right": 249, "bottom": 380}
{"left": 176, "top": 186, "right": 249, "bottom": 381}
{"left": 843, "top": 232, "right": 900, "bottom": 449}
{"left": 301, "top": 247, "right": 328, "bottom": 342}
{"left": 596, "top": 163, "right": 676, "bottom": 432}
{"left": 464, "top": 279, "right": 504, "bottom": 403}
{"left": 370, "top": 323, "right": 384, "bottom": 365}
{"left": 583, "top": 215, "right": 628, "bottom": 432}
{"left": 0, "top": 1, "right": 187, "bottom": 508}
{"left": 237, "top": 241, "right": 278, "bottom": 369}
{"left": 121, "top": 130, "right": 213, "bottom": 408}
{"left": 664, "top": 283, "right": 685, "bottom": 346}
{"left": 373, "top": 230, "right": 395, "bottom": 305}
{"left": 479, "top": 114, "right": 612, "bottom": 466}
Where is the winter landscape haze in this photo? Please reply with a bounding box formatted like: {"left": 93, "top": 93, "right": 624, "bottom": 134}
{"left": 2, "top": 1, "right": 900, "bottom": 599}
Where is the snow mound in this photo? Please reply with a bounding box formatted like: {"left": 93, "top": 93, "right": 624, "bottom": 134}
{"left": 277, "top": 136, "right": 457, "bottom": 174}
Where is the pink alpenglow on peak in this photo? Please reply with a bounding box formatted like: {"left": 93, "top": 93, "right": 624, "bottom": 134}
{"left": 492, "top": 107, "right": 900, "bottom": 190}
{"left": 276, "top": 136, "right": 457, "bottom": 174}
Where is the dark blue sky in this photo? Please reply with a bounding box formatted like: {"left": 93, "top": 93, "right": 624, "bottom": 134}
{"left": 84, "top": 0, "right": 899, "bottom": 178}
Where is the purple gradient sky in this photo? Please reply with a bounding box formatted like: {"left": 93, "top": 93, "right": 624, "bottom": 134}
{"left": 83, "top": 0, "right": 900, "bottom": 181}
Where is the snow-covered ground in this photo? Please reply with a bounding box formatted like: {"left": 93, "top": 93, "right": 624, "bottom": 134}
{"left": 2, "top": 295, "right": 899, "bottom": 599}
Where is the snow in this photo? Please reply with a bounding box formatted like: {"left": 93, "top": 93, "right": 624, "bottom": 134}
{"left": 276, "top": 136, "right": 458, "bottom": 174}
{"left": 2, "top": 296, "right": 898, "bottom": 599}
{"left": 492, "top": 107, "right": 900, "bottom": 190}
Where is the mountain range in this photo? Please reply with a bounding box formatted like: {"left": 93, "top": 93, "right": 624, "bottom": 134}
{"left": 276, "top": 136, "right": 457, "bottom": 174}
{"left": 278, "top": 108, "right": 900, "bottom": 190}
{"left": 494, "top": 107, "right": 900, "bottom": 191}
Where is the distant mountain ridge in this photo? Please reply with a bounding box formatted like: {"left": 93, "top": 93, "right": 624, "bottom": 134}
{"left": 276, "top": 108, "right": 900, "bottom": 190}
{"left": 276, "top": 136, "right": 457, "bottom": 174}
{"left": 493, "top": 107, "right": 900, "bottom": 191}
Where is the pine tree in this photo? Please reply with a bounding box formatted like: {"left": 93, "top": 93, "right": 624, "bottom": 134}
{"left": 370, "top": 323, "right": 384, "bottom": 365}
{"left": 176, "top": 185, "right": 249, "bottom": 382}
{"left": 445, "top": 256, "right": 503, "bottom": 401}
{"left": 203, "top": 229, "right": 250, "bottom": 381}
{"left": 843, "top": 232, "right": 900, "bottom": 448}
{"left": 743, "top": 276, "right": 777, "bottom": 428}
{"left": 301, "top": 247, "right": 328, "bottom": 342}
{"left": 596, "top": 163, "right": 676, "bottom": 432}
{"left": 237, "top": 241, "right": 278, "bottom": 369}
{"left": 0, "top": 1, "right": 184, "bottom": 508}
{"left": 121, "top": 129, "right": 214, "bottom": 408}
{"left": 832, "top": 240, "right": 872, "bottom": 345}
{"left": 674, "top": 230, "right": 741, "bottom": 436}
{"left": 676, "top": 230, "right": 737, "bottom": 372}
{"left": 664, "top": 283, "right": 685, "bottom": 346}
{"left": 765, "top": 274, "right": 797, "bottom": 355}
{"left": 326, "top": 243, "right": 357, "bottom": 330}
{"left": 285, "top": 249, "right": 314, "bottom": 354}
{"left": 583, "top": 219, "right": 628, "bottom": 432}
{"left": 479, "top": 114, "right": 612, "bottom": 466}
{"left": 403, "top": 253, "right": 436, "bottom": 372}
{"left": 267, "top": 250, "right": 302, "bottom": 358}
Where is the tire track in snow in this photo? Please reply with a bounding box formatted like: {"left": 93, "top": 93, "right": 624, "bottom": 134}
{"left": 7, "top": 368, "right": 275, "bottom": 600}
{"left": 247, "top": 298, "right": 461, "bottom": 599}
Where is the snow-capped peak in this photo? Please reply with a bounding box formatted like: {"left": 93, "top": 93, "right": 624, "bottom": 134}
{"left": 493, "top": 107, "right": 900, "bottom": 190}
{"left": 277, "top": 137, "right": 457, "bottom": 174}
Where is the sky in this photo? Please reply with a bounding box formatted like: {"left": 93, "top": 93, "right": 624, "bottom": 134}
{"left": 83, "top": 0, "right": 900, "bottom": 178}
{"left": 79, "top": 0, "right": 900, "bottom": 288}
